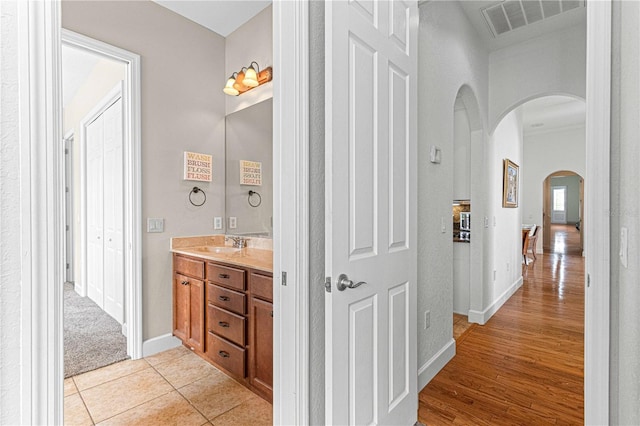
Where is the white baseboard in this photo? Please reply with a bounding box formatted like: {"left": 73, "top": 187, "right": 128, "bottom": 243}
{"left": 142, "top": 333, "right": 181, "bottom": 357}
{"left": 468, "top": 276, "right": 523, "bottom": 325}
{"left": 418, "top": 338, "right": 456, "bottom": 391}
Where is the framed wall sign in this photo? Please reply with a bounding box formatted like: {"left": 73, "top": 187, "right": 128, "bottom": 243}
{"left": 503, "top": 158, "right": 519, "bottom": 208}
{"left": 239, "top": 160, "right": 262, "bottom": 186}
{"left": 184, "top": 151, "right": 212, "bottom": 182}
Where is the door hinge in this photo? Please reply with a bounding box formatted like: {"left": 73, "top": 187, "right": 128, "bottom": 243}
{"left": 64, "top": 148, "right": 69, "bottom": 154}
{"left": 281, "top": 271, "right": 287, "bottom": 286}
{"left": 324, "top": 276, "right": 331, "bottom": 293}
{"left": 587, "top": 274, "right": 590, "bottom": 288}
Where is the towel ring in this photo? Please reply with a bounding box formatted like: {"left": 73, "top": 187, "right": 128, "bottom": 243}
{"left": 248, "top": 190, "right": 262, "bottom": 208}
{"left": 189, "top": 187, "right": 206, "bottom": 207}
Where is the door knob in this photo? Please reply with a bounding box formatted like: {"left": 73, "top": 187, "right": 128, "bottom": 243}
{"left": 337, "top": 273, "right": 366, "bottom": 291}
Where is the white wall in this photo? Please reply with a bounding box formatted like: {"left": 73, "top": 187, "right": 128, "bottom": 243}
{"left": 489, "top": 24, "right": 586, "bottom": 132}
{"left": 418, "top": 0, "right": 489, "bottom": 385}
{"left": 225, "top": 5, "right": 273, "bottom": 115}
{"left": 522, "top": 125, "right": 585, "bottom": 252}
{"left": 0, "top": 1, "right": 23, "bottom": 422}
{"left": 486, "top": 110, "right": 524, "bottom": 309}
{"left": 63, "top": 57, "right": 126, "bottom": 289}
{"left": 62, "top": 1, "right": 227, "bottom": 340}
{"left": 610, "top": 1, "right": 640, "bottom": 423}
{"left": 453, "top": 102, "right": 471, "bottom": 200}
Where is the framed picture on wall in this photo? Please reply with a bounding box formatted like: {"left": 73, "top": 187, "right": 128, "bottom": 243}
{"left": 502, "top": 158, "right": 519, "bottom": 208}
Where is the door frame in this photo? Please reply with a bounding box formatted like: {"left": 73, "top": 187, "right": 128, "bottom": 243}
{"left": 61, "top": 30, "right": 142, "bottom": 358}
{"left": 543, "top": 171, "right": 584, "bottom": 253}
{"left": 272, "top": 1, "right": 310, "bottom": 424}
{"left": 64, "top": 130, "right": 75, "bottom": 283}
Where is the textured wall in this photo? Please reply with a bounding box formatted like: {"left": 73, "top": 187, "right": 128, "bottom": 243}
{"left": 489, "top": 24, "right": 586, "bottom": 132}
{"left": 308, "top": 1, "right": 325, "bottom": 423}
{"left": 610, "top": 1, "right": 640, "bottom": 423}
{"left": 0, "top": 1, "right": 23, "bottom": 422}
{"left": 417, "top": 0, "right": 489, "bottom": 375}
{"left": 62, "top": 0, "right": 227, "bottom": 340}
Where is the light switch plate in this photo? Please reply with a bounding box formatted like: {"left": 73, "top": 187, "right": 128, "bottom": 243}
{"left": 147, "top": 218, "right": 164, "bottom": 233}
{"left": 229, "top": 217, "right": 237, "bottom": 229}
{"left": 214, "top": 217, "right": 223, "bottom": 230}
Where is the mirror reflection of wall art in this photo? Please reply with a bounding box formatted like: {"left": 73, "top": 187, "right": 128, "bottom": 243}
{"left": 240, "top": 160, "right": 262, "bottom": 186}
{"left": 184, "top": 151, "right": 212, "bottom": 182}
{"left": 502, "top": 158, "right": 519, "bottom": 208}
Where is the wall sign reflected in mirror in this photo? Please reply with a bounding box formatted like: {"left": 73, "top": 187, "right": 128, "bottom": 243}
{"left": 225, "top": 98, "right": 273, "bottom": 236}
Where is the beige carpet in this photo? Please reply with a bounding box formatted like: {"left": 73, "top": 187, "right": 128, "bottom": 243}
{"left": 64, "top": 282, "right": 128, "bottom": 378}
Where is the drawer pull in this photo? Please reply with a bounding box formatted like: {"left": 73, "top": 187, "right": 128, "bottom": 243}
{"left": 218, "top": 321, "right": 230, "bottom": 328}
{"left": 218, "top": 295, "right": 230, "bottom": 302}
{"left": 181, "top": 280, "right": 189, "bottom": 286}
{"left": 218, "top": 350, "right": 230, "bottom": 358}
{"left": 218, "top": 273, "right": 230, "bottom": 279}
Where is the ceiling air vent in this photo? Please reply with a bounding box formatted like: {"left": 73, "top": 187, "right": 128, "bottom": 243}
{"left": 482, "top": 0, "right": 584, "bottom": 37}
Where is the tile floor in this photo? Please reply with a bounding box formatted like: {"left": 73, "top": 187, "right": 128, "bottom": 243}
{"left": 64, "top": 345, "right": 272, "bottom": 425}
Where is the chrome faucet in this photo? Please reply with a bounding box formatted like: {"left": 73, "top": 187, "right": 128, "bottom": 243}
{"left": 225, "top": 235, "right": 249, "bottom": 249}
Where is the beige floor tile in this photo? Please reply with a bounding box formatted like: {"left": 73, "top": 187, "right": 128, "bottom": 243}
{"left": 179, "top": 374, "right": 253, "bottom": 420}
{"left": 153, "top": 351, "right": 218, "bottom": 389}
{"left": 65, "top": 378, "right": 78, "bottom": 396}
{"left": 64, "top": 393, "right": 93, "bottom": 426}
{"left": 96, "top": 390, "right": 207, "bottom": 426}
{"left": 210, "top": 394, "right": 272, "bottom": 426}
{"left": 73, "top": 359, "right": 150, "bottom": 391}
{"left": 81, "top": 368, "right": 173, "bottom": 423}
{"left": 145, "top": 345, "right": 190, "bottom": 367}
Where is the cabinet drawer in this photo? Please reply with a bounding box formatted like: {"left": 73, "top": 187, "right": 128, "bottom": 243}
{"left": 207, "top": 263, "right": 245, "bottom": 291}
{"left": 207, "top": 304, "right": 246, "bottom": 346}
{"left": 250, "top": 272, "right": 273, "bottom": 302}
{"left": 206, "top": 331, "right": 245, "bottom": 378}
{"left": 208, "top": 284, "right": 246, "bottom": 315}
{"left": 174, "top": 255, "right": 205, "bottom": 279}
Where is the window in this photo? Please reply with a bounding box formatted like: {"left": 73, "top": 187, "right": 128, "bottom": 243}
{"left": 553, "top": 187, "right": 566, "bottom": 211}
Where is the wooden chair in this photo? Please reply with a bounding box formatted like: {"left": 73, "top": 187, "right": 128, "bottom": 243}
{"left": 523, "top": 225, "right": 539, "bottom": 265}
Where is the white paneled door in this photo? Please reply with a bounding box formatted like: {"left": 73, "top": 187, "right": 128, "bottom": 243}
{"left": 86, "top": 95, "right": 124, "bottom": 324}
{"left": 325, "top": 1, "right": 418, "bottom": 424}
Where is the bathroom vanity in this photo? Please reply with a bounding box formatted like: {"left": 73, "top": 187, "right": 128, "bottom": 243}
{"left": 171, "top": 235, "right": 273, "bottom": 402}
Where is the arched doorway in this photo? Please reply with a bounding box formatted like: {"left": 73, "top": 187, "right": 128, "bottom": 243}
{"left": 543, "top": 171, "right": 584, "bottom": 255}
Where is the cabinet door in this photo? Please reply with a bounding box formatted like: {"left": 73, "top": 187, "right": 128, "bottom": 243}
{"left": 173, "top": 273, "right": 190, "bottom": 342}
{"left": 187, "top": 277, "right": 205, "bottom": 353}
{"left": 249, "top": 297, "right": 273, "bottom": 401}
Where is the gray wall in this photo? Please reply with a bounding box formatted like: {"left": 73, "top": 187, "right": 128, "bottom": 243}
{"left": 309, "top": 2, "right": 325, "bottom": 424}
{"left": 62, "top": 1, "right": 227, "bottom": 340}
{"left": 550, "top": 175, "right": 581, "bottom": 224}
{"left": 610, "top": 1, "right": 640, "bottom": 424}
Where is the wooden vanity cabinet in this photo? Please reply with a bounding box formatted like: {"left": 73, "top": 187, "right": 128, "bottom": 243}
{"left": 173, "top": 256, "right": 205, "bottom": 353}
{"left": 248, "top": 272, "right": 273, "bottom": 401}
{"left": 173, "top": 253, "right": 273, "bottom": 402}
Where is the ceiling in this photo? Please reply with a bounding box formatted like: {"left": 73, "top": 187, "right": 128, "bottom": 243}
{"left": 152, "top": 0, "right": 272, "bottom": 37}
{"left": 458, "top": 0, "right": 586, "bottom": 51}
{"left": 521, "top": 95, "right": 585, "bottom": 135}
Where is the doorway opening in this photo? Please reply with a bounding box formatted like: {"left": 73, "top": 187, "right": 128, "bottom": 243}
{"left": 543, "top": 171, "right": 584, "bottom": 256}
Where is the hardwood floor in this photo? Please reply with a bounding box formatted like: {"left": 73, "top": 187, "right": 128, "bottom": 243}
{"left": 549, "top": 224, "right": 582, "bottom": 256}
{"left": 419, "top": 251, "right": 584, "bottom": 425}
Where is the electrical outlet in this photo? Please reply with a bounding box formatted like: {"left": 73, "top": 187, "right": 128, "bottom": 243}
{"left": 214, "top": 217, "right": 223, "bottom": 230}
{"left": 484, "top": 216, "right": 489, "bottom": 228}
{"left": 424, "top": 310, "right": 431, "bottom": 330}
{"left": 493, "top": 270, "right": 497, "bottom": 281}
{"left": 229, "top": 217, "right": 237, "bottom": 229}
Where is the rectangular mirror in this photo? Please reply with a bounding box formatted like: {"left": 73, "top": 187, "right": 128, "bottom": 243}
{"left": 225, "top": 98, "right": 273, "bottom": 236}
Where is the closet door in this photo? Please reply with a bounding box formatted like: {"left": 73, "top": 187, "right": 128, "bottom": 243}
{"left": 87, "top": 115, "right": 105, "bottom": 307}
{"left": 103, "top": 98, "right": 124, "bottom": 324}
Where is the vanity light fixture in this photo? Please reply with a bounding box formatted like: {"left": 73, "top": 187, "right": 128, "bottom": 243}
{"left": 223, "top": 72, "right": 239, "bottom": 96}
{"left": 223, "top": 61, "right": 273, "bottom": 96}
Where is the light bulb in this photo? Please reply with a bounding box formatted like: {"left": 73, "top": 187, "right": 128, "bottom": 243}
{"left": 243, "top": 64, "right": 259, "bottom": 88}
{"left": 223, "top": 75, "right": 239, "bottom": 96}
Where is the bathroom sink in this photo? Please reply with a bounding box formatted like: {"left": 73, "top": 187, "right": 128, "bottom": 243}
{"left": 195, "top": 246, "right": 240, "bottom": 254}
